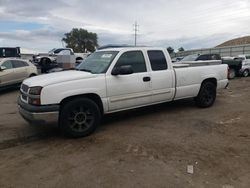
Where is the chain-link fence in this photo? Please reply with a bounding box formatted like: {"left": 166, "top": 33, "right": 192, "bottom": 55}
{"left": 173, "top": 44, "right": 250, "bottom": 58}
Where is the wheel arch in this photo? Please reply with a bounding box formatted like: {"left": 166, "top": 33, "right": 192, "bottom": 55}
{"left": 40, "top": 57, "right": 52, "bottom": 62}
{"left": 29, "top": 73, "right": 37, "bottom": 77}
{"left": 75, "top": 56, "right": 83, "bottom": 61}
{"left": 201, "top": 77, "right": 217, "bottom": 88}
{"left": 60, "top": 93, "right": 104, "bottom": 115}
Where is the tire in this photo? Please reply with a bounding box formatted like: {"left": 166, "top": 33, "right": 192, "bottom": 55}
{"left": 40, "top": 58, "right": 51, "bottom": 73}
{"left": 59, "top": 98, "right": 101, "bottom": 138}
{"left": 228, "top": 68, "right": 236, "bottom": 79}
{"left": 195, "top": 82, "right": 216, "bottom": 108}
{"left": 242, "top": 69, "right": 249, "bottom": 77}
{"left": 29, "top": 74, "right": 36, "bottom": 77}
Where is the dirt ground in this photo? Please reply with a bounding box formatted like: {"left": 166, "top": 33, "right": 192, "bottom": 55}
{"left": 0, "top": 78, "right": 250, "bottom": 188}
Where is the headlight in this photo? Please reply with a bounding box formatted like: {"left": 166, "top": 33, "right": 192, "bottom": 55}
{"left": 29, "top": 86, "right": 42, "bottom": 95}
{"left": 28, "top": 87, "right": 42, "bottom": 105}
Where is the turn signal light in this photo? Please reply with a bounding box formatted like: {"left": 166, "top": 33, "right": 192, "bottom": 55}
{"left": 28, "top": 98, "right": 41, "bottom": 106}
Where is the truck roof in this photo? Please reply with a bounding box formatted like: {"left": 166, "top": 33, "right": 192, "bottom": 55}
{"left": 97, "top": 47, "right": 166, "bottom": 52}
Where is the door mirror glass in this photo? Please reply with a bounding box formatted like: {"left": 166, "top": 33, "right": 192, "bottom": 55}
{"left": 0, "top": 66, "right": 6, "bottom": 71}
{"left": 111, "top": 65, "right": 133, "bottom": 75}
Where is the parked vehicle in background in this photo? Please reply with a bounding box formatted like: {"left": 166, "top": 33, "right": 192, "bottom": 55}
{"left": 221, "top": 57, "right": 242, "bottom": 79}
{"left": 0, "top": 47, "right": 21, "bottom": 58}
{"left": 181, "top": 53, "right": 221, "bottom": 62}
{"left": 171, "top": 57, "right": 183, "bottom": 63}
{"left": 179, "top": 54, "right": 222, "bottom": 67}
{"left": 33, "top": 48, "right": 88, "bottom": 73}
{"left": 180, "top": 54, "right": 199, "bottom": 61}
{"left": 18, "top": 47, "right": 228, "bottom": 137}
{"left": 180, "top": 53, "right": 243, "bottom": 79}
{"left": 237, "top": 55, "right": 250, "bottom": 77}
{"left": 0, "top": 58, "right": 37, "bottom": 88}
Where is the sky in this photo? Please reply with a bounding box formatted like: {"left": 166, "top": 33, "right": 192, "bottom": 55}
{"left": 0, "top": 0, "right": 250, "bottom": 53}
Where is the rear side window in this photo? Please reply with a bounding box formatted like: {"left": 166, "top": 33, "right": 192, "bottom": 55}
{"left": 115, "top": 51, "right": 146, "bottom": 73}
{"left": 12, "top": 60, "right": 28, "bottom": 68}
{"left": 147, "top": 50, "right": 168, "bottom": 71}
{"left": 246, "top": 56, "right": 250, "bottom": 59}
{"left": 2, "top": 60, "right": 13, "bottom": 69}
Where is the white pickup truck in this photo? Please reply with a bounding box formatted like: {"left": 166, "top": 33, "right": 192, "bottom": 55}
{"left": 18, "top": 47, "right": 228, "bottom": 137}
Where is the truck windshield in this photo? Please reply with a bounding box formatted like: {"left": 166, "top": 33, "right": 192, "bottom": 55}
{"left": 76, "top": 51, "right": 118, "bottom": 74}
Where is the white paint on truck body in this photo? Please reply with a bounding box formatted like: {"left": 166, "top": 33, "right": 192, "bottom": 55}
{"left": 22, "top": 47, "right": 228, "bottom": 114}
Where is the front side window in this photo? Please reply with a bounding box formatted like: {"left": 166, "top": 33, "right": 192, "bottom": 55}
{"left": 147, "top": 50, "right": 168, "bottom": 71}
{"left": 114, "top": 51, "right": 146, "bottom": 73}
{"left": 2, "top": 60, "right": 13, "bottom": 69}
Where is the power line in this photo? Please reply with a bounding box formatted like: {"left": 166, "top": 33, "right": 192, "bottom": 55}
{"left": 133, "top": 21, "right": 139, "bottom": 46}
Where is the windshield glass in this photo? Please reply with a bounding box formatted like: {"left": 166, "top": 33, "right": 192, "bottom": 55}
{"left": 76, "top": 51, "right": 118, "bottom": 74}
{"left": 181, "top": 54, "right": 199, "bottom": 61}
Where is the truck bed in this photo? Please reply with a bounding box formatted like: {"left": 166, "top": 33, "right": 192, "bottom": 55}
{"left": 173, "top": 64, "right": 228, "bottom": 100}
{"left": 174, "top": 60, "right": 222, "bottom": 68}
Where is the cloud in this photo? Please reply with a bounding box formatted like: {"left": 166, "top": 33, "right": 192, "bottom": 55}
{"left": 0, "top": 0, "right": 250, "bottom": 52}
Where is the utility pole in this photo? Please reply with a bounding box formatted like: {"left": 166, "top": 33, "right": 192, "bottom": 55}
{"left": 133, "top": 21, "right": 139, "bottom": 46}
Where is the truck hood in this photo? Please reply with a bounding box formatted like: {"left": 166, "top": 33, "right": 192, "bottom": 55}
{"left": 23, "top": 70, "right": 96, "bottom": 87}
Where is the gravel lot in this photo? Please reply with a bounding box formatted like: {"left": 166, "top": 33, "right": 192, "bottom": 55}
{"left": 0, "top": 78, "right": 249, "bottom": 188}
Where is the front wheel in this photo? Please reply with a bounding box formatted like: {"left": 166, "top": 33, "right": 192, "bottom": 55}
{"left": 242, "top": 69, "right": 249, "bottom": 77}
{"left": 195, "top": 82, "right": 216, "bottom": 108}
{"left": 59, "top": 98, "right": 101, "bottom": 138}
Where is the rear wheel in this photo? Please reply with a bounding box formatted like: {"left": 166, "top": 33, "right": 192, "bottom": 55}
{"left": 195, "top": 82, "right": 216, "bottom": 108}
{"left": 228, "top": 68, "right": 236, "bottom": 79}
{"left": 40, "top": 58, "right": 51, "bottom": 73}
{"left": 59, "top": 98, "right": 101, "bottom": 138}
{"left": 242, "top": 69, "right": 249, "bottom": 77}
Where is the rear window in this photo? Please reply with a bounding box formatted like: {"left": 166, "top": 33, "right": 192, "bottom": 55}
{"left": 12, "top": 60, "right": 29, "bottom": 68}
{"left": 147, "top": 50, "right": 168, "bottom": 71}
{"left": 182, "top": 54, "right": 199, "bottom": 61}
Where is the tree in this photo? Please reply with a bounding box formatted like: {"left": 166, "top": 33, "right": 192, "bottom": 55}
{"left": 178, "top": 47, "right": 185, "bottom": 52}
{"left": 62, "top": 28, "right": 98, "bottom": 52}
{"left": 167, "top": 46, "right": 174, "bottom": 54}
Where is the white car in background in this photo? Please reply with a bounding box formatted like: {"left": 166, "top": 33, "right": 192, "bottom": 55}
{"left": 0, "top": 58, "right": 38, "bottom": 88}
{"left": 237, "top": 55, "right": 250, "bottom": 77}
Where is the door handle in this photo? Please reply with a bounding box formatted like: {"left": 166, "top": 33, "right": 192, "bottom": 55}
{"left": 143, "top": 76, "right": 151, "bottom": 82}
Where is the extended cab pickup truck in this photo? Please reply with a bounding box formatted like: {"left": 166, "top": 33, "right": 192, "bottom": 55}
{"left": 18, "top": 47, "right": 229, "bottom": 137}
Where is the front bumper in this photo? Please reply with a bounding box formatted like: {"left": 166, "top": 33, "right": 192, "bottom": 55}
{"left": 18, "top": 97, "right": 59, "bottom": 125}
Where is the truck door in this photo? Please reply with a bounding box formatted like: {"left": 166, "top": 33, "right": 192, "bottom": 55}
{"left": 147, "top": 50, "right": 175, "bottom": 103}
{"left": 106, "top": 50, "right": 152, "bottom": 111}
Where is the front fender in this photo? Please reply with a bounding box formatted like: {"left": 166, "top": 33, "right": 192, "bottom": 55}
{"left": 40, "top": 76, "right": 107, "bottom": 107}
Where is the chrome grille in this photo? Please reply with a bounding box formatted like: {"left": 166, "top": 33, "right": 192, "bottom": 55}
{"left": 20, "top": 84, "right": 29, "bottom": 103}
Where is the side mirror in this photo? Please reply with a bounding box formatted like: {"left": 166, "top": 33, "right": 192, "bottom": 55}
{"left": 0, "top": 66, "right": 6, "bottom": 71}
{"left": 111, "top": 65, "right": 133, "bottom": 76}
